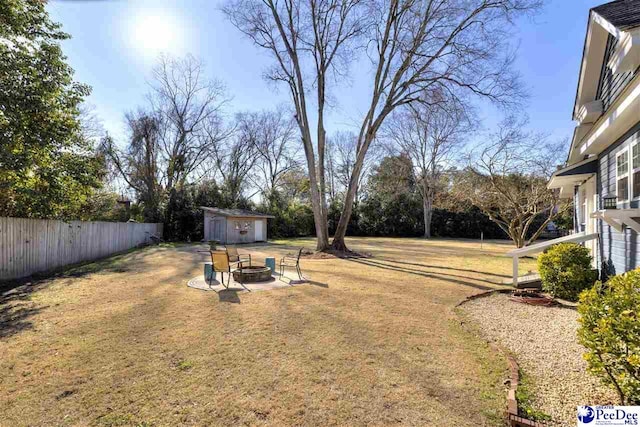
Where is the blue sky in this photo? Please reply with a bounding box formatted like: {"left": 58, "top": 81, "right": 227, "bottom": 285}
{"left": 47, "top": 0, "right": 607, "bottom": 147}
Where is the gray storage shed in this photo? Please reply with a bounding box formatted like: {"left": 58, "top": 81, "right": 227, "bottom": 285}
{"left": 201, "top": 207, "right": 275, "bottom": 244}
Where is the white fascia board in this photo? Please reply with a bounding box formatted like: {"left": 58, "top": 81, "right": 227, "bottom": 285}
{"left": 592, "top": 12, "right": 622, "bottom": 38}
{"left": 579, "top": 76, "right": 640, "bottom": 156}
{"left": 548, "top": 157, "right": 598, "bottom": 190}
{"left": 559, "top": 185, "right": 576, "bottom": 199}
{"left": 567, "top": 124, "right": 595, "bottom": 164}
{"left": 548, "top": 173, "right": 594, "bottom": 190}
{"left": 573, "top": 14, "right": 612, "bottom": 121}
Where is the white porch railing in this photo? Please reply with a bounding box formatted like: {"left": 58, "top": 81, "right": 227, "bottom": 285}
{"left": 505, "top": 231, "right": 599, "bottom": 286}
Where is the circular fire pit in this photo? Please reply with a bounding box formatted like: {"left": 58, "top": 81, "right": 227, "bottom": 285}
{"left": 233, "top": 265, "right": 272, "bottom": 283}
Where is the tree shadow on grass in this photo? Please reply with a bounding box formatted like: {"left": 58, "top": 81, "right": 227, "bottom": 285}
{"left": 346, "top": 258, "right": 495, "bottom": 291}
{"left": 0, "top": 304, "right": 44, "bottom": 339}
{"left": 0, "top": 280, "right": 49, "bottom": 339}
{"left": 0, "top": 245, "right": 195, "bottom": 339}
{"left": 377, "top": 258, "right": 511, "bottom": 279}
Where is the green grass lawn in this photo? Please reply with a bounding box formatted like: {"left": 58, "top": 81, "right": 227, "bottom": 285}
{"left": 0, "top": 237, "right": 535, "bottom": 426}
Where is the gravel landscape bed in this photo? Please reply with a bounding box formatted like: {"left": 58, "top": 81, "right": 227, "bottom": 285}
{"left": 460, "top": 293, "right": 616, "bottom": 426}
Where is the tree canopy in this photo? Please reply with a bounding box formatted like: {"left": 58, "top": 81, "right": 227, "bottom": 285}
{"left": 0, "top": 0, "right": 103, "bottom": 219}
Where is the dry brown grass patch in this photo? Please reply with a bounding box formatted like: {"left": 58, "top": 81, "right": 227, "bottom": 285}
{"left": 0, "top": 237, "right": 535, "bottom": 426}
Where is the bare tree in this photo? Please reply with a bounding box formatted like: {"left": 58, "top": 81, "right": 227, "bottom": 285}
{"left": 100, "top": 112, "right": 164, "bottom": 221}
{"left": 236, "top": 109, "right": 299, "bottom": 203}
{"left": 330, "top": 131, "right": 376, "bottom": 206}
{"left": 280, "top": 166, "right": 312, "bottom": 203}
{"left": 223, "top": 0, "right": 364, "bottom": 250}
{"left": 225, "top": 0, "right": 539, "bottom": 251}
{"left": 102, "top": 55, "right": 233, "bottom": 219}
{"left": 325, "top": 137, "right": 338, "bottom": 203}
{"left": 78, "top": 103, "right": 105, "bottom": 146}
{"left": 385, "top": 101, "right": 469, "bottom": 238}
{"left": 150, "top": 54, "right": 229, "bottom": 189}
{"left": 330, "top": 0, "right": 539, "bottom": 251}
{"left": 460, "top": 117, "right": 570, "bottom": 248}
{"left": 211, "top": 120, "right": 259, "bottom": 206}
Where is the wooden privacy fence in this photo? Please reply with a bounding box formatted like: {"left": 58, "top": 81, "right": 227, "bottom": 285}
{"left": 0, "top": 217, "right": 163, "bottom": 281}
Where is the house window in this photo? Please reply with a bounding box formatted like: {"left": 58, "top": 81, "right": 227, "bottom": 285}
{"left": 633, "top": 143, "right": 640, "bottom": 199}
{"left": 617, "top": 149, "right": 629, "bottom": 202}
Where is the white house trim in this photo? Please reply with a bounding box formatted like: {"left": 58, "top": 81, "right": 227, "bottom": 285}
{"left": 548, "top": 157, "right": 598, "bottom": 198}
{"left": 632, "top": 141, "right": 640, "bottom": 200}
{"left": 591, "top": 209, "right": 640, "bottom": 233}
{"left": 576, "top": 99, "right": 603, "bottom": 124}
{"left": 579, "top": 74, "right": 640, "bottom": 156}
{"left": 574, "top": 15, "right": 611, "bottom": 121}
{"left": 506, "top": 232, "right": 599, "bottom": 286}
{"left": 616, "top": 148, "right": 630, "bottom": 203}
{"left": 592, "top": 11, "right": 622, "bottom": 38}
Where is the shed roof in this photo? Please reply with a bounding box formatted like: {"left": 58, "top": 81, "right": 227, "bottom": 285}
{"left": 593, "top": 0, "right": 640, "bottom": 31}
{"left": 200, "top": 207, "right": 275, "bottom": 218}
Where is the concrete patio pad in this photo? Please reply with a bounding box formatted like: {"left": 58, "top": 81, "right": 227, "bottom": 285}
{"left": 187, "top": 273, "right": 306, "bottom": 293}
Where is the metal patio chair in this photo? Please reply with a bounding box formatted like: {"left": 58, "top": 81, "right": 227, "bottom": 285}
{"left": 226, "top": 246, "right": 251, "bottom": 268}
{"left": 279, "top": 248, "right": 304, "bottom": 281}
{"left": 210, "top": 250, "right": 251, "bottom": 292}
{"left": 210, "top": 250, "right": 232, "bottom": 288}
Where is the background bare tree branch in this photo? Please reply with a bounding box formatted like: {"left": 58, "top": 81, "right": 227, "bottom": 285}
{"left": 459, "top": 116, "right": 570, "bottom": 247}
{"left": 384, "top": 97, "right": 471, "bottom": 237}
{"left": 235, "top": 108, "right": 300, "bottom": 203}
{"left": 331, "top": 0, "right": 541, "bottom": 250}
{"left": 223, "top": 0, "right": 365, "bottom": 250}
{"left": 150, "top": 54, "right": 230, "bottom": 190}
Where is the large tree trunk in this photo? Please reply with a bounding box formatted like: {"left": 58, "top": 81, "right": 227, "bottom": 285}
{"left": 310, "top": 189, "right": 330, "bottom": 250}
{"left": 316, "top": 91, "right": 330, "bottom": 249}
{"left": 331, "top": 104, "right": 389, "bottom": 251}
{"left": 290, "top": 76, "right": 330, "bottom": 251}
{"left": 331, "top": 142, "right": 369, "bottom": 251}
{"left": 304, "top": 143, "right": 330, "bottom": 251}
{"left": 423, "top": 194, "right": 433, "bottom": 239}
{"left": 509, "top": 225, "right": 526, "bottom": 248}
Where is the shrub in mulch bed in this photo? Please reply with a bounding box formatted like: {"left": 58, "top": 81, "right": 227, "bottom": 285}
{"left": 538, "top": 243, "right": 597, "bottom": 302}
{"left": 578, "top": 269, "right": 640, "bottom": 404}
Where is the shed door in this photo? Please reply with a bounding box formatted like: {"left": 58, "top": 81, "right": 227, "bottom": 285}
{"left": 212, "top": 219, "right": 225, "bottom": 242}
{"left": 254, "top": 220, "right": 264, "bottom": 241}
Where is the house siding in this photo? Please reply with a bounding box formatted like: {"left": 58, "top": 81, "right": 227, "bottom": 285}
{"left": 596, "top": 120, "right": 640, "bottom": 275}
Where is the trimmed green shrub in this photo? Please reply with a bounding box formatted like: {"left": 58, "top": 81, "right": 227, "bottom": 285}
{"left": 578, "top": 269, "right": 640, "bottom": 404}
{"left": 537, "top": 243, "right": 597, "bottom": 301}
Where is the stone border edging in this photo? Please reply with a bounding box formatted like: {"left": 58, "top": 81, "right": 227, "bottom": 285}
{"left": 456, "top": 290, "right": 546, "bottom": 427}
{"left": 455, "top": 288, "right": 511, "bottom": 307}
